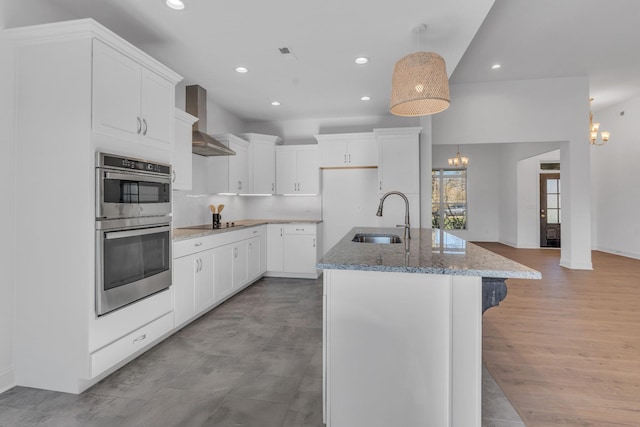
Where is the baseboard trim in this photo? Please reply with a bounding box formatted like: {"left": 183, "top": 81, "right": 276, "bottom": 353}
{"left": 0, "top": 366, "right": 15, "bottom": 394}
{"left": 594, "top": 246, "right": 640, "bottom": 261}
{"left": 559, "top": 258, "right": 593, "bottom": 270}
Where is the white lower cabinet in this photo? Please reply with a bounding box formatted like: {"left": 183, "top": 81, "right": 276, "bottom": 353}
{"left": 266, "top": 223, "right": 322, "bottom": 279}
{"left": 173, "top": 226, "right": 266, "bottom": 329}
{"left": 90, "top": 312, "right": 174, "bottom": 378}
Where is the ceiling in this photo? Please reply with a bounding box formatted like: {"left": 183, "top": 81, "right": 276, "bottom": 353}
{"left": 4, "top": 0, "right": 640, "bottom": 122}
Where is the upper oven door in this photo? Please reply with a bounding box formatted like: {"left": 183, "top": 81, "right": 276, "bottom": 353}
{"left": 97, "top": 168, "right": 171, "bottom": 219}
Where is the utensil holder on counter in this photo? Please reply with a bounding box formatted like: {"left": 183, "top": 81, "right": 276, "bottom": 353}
{"left": 212, "top": 213, "right": 221, "bottom": 228}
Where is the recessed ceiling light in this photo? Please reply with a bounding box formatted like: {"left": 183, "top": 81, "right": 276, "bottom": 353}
{"left": 355, "top": 57, "right": 369, "bottom": 65}
{"left": 361, "top": 96, "right": 371, "bottom": 101}
{"left": 165, "top": 0, "right": 185, "bottom": 10}
{"left": 235, "top": 67, "right": 248, "bottom": 73}
{"left": 271, "top": 101, "right": 281, "bottom": 106}
{"left": 491, "top": 64, "right": 501, "bottom": 70}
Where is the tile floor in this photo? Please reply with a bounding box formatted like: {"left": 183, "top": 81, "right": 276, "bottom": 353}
{"left": 0, "top": 277, "right": 524, "bottom": 426}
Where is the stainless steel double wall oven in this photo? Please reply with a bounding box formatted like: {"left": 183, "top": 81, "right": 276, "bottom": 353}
{"left": 95, "top": 153, "right": 172, "bottom": 316}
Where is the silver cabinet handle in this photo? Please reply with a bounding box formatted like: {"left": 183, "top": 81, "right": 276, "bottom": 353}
{"left": 238, "top": 181, "right": 243, "bottom": 190}
{"left": 344, "top": 154, "right": 347, "bottom": 163}
{"left": 133, "top": 334, "right": 147, "bottom": 344}
{"left": 194, "top": 242, "right": 203, "bottom": 247}
{"left": 313, "top": 238, "right": 316, "bottom": 248}
{"left": 272, "top": 182, "right": 275, "bottom": 192}
{"left": 142, "top": 118, "right": 148, "bottom": 136}
{"left": 379, "top": 181, "right": 382, "bottom": 191}
{"left": 172, "top": 170, "right": 176, "bottom": 183}
{"left": 233, "top": 247, "right": 238, "bottom": 258}
{"left": 280, "top": 228, "right": 283, "bottom": 237}
{"left": 348, "top": 154, "right": 351, "bottom": 163}
{"left": 253, "top": 230, "right": 258, "bottom": 234}
{"left": 136, "top": 117, "right": 142, "bottom": 134}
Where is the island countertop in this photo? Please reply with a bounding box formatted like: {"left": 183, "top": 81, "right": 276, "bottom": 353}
{"left": 317, "top": 227, "right": 541, "bottom": 279}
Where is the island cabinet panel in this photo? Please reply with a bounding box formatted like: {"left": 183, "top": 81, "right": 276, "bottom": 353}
{"left": 323, "top": 269, "right": 482, "bottom": 427}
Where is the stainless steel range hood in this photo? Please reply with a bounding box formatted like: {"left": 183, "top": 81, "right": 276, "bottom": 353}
{"left": 185, "top": 85, "right": 236, "bottom": 156}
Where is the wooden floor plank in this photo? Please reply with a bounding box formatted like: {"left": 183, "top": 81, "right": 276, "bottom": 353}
{"left": 476, "top": 243, "right": 640, "bottom": 426}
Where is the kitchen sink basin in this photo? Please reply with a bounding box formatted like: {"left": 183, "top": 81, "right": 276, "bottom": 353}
{"left": 351, "top": 233, "right": 402, "bottom": 244}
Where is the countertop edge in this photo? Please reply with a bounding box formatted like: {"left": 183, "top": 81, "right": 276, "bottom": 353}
{"left": 173, "top": 219, "right": 322, "bottom": 241}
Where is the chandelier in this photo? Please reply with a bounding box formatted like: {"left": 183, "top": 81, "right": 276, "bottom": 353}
{"left": 448, "top": 145, "right": 468, "bottom": 167}
{"left": 389, "top": 25, "right": 450, "bottom": 117}
{"left": 589, "top": 97, "right": 610, "bottom": 146}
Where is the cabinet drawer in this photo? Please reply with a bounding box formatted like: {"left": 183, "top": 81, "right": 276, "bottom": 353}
{"left": 90, "top": 312, "right": 173, "bottom": 378}
{"left": 284, "top": 223, "right": 316, "bottom": 235}
{"left": 173, "top": 237, "right": 214, "bottom": 258}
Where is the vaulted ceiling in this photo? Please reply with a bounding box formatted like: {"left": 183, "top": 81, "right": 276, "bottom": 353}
{"left": 4, "top": 0, "right": 640, "bottom": 121}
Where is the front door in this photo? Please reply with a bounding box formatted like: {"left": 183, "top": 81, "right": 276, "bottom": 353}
{"left": 540, "top": 173, "right": 561, "bottom": 248}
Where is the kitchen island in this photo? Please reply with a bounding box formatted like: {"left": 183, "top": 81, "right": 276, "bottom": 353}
{"left": 318, "top": 227, "right": 540, "bottom": 427}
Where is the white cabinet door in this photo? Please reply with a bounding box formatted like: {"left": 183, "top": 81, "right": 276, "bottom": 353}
{"left": 228, "top": 139, "right": 249, "bottom": 194}
{"left": 247, "top": 237, "right": 262, "bottom": 281}
{"left": 92, "top": 40, "right": 176, "bottom": 152}
{"left": 209, "top": 135, "right": 250, "bottom": 194}
{"left": 317, "top": 133, "right": 377, "bottom": 168}
{"left": 194, "top": 249, "right": 215, "bottom": 313}
{"left": 214, "top": 244, "right": 234, "bottom": 301}
{"left": 92, "top": 40, "right": 141, "bottom": 143}
{"left": 251, "top": 139, "right": 276, "bottom": 194}
{"left": 296, "top": 147, "right": 320, "bottom": 194}
{"left": 275, "top": 148, "right": 298, "bottom": 194}
{"left": 267, "top": 224, "right": 284, "bottom": 272}
{"left": 377, "top": 130, "right": 420, "bottom": 194}
{"left": 173, "top": 110, "right": 197, "bottom": 190}
{"left": 319, "top": 139, "right": 349, "bottom": 167}
{"left": 172, "top": 255, "right": 196, "bottom": 328}
{"left": 284, "top": 234, "right": 317, "bottom": 274}
{"left": 232, "top": 241, "right": 249, "bottom": 289}
{"left": 347, "top": 135, "right": 378, "bottom": 167}
{"left": 140, "top": 67, "right": 175, "bottom": 151}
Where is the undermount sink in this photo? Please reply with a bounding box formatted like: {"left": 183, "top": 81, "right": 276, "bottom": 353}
{"left": 352, "top": 233, "right": 402, "bottom": 244}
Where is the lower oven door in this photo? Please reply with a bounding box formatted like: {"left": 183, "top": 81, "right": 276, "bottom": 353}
{"left": 96, "top": 222, "right": 172, "bottom": 316}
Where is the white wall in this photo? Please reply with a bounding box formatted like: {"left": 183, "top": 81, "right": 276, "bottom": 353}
{"left": 0, "top": 5, "right": 16, "bottom": 393}
{"left": 591, "top": 96, "right": 640, "bottom": 259}
{"left": 433, "top": 77, "right": 592, "bottom": 269}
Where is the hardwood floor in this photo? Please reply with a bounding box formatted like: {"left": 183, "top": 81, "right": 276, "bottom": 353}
{"left": 476, "top": 243, "right": 640, "bottom": 426}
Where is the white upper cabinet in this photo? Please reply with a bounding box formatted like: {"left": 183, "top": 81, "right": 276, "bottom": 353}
{"left": 276, "top": 145, "right": 320, "bottom": 194}
{"left": 374, "top": 127, "right": 421, "bottom": 194}
{"left": 241, "top": 133, "right": 282, "bottom": 194}
{"left": 173, "top": 109, "right": 198, "bottom": 191}
{"left": 92, "top": 39, "right": 177, "bottom": 151}
{"left": 209, "top": 134, "right": 250, "bottom": 194}
{"left": 316, "top": 132, "right": 378, "bottom": 168}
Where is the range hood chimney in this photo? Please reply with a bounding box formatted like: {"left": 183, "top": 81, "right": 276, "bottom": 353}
{"left": 185, "top": 85, "right": 236, "bottom": 156}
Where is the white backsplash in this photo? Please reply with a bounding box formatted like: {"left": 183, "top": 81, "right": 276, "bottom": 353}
{"left": 242, "top": 195, "right": 322, "bottom": 220}
{"left": 172, "top": 154, "right": 322, "bottom": 227}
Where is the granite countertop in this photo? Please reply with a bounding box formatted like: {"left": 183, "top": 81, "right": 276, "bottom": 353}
{"left": 317, "top": 227, "right": 541, "bottom": 279}
{"left": 173, "top": 219, "right": 323, "bottom": 241}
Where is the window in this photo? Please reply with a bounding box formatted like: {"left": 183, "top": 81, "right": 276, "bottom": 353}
{"left": 432, "top": 169, "right": 467, "bottom": 230}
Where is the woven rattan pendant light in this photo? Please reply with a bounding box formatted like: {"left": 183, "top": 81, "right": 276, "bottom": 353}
{"left": 389, "top": 25, "right": 450, "bottom": 117}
